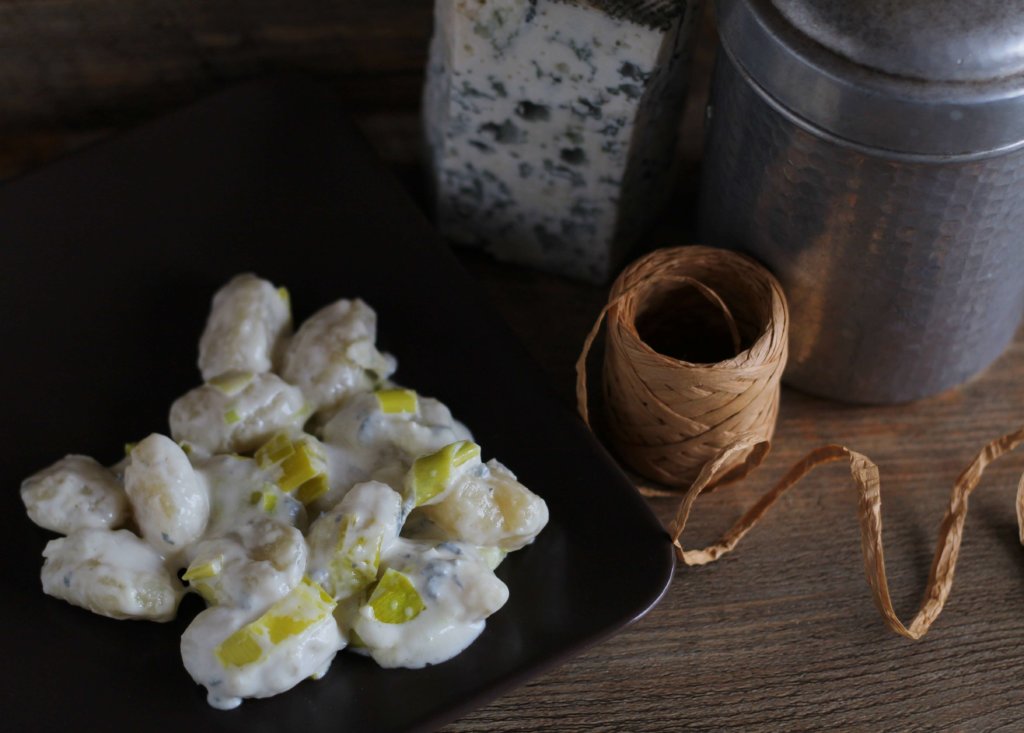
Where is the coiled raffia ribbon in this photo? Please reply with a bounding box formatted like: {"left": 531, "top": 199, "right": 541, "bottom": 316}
{"left": 576, "top": 245, "right": 1024, "bottom": 640}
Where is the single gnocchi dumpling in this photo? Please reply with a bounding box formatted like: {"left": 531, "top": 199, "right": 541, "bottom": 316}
{"left": 181, "top": 577, "right": 343, "bottom": 710}
{"left": 416, "top": 458, "right": 549, "bottom": 552}
{"left": 41, "top": 528, "right": 184, "bottom": 621}
{"left": 21, "top": 454, "right": 129, "bottom": 534}
{"left": 321, "top": 388, "right": 472, "bottom": 469}
{"left": 306, "top": 481, "right": 403, "bottom": 601}
{"left": 169, "top": 372, "right": 308, "bottom": 454}
{"left": 397, "top": 515, "right": 507, "bottom": 571}
{"left": 197, "top": 454, "right": 305, "bottom": 538}
{"left": 280, "top": 299, "right": 397, "bottom": 416}
{"left": 182, "top": 517, "right": 308, "bottom": 610}
{"left": 198, "top": 273, "right": 293, "bottom": 381}
{"left": 125, "top": 434, "right": 210, "bottom": 559}
{"left": 349, "top": 540, "right": 508, "bottom": 668}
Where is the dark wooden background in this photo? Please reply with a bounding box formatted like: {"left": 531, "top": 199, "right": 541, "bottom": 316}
{"left": 0, "top": 0, "right": 712, "bottom": 183}
{"left": 5, "top": 2, "right": 1024, "bottom": 730}
{"left": 0, "top": 1, "right": 430, "bottom": 125}
{"left": 0, "top": 0, "right": 433, "bottom": 179}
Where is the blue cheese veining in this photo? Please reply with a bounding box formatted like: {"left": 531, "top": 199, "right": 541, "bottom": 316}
{"left": 424, "top": 0, "right": 702, "bottom": 282}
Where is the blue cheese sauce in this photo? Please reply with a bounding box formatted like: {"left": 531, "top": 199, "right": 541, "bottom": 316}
{"left": 21, "top": 274, "right": 549, "bottom": 708}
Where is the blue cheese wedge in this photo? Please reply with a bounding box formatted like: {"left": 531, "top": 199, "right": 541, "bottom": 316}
{"left": 424, "top": 0, "right": 701, "bottom": 282}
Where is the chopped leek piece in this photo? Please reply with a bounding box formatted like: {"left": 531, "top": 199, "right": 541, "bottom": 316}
{"left": 208, "top": 371, "right": 254, "bottom": 396}
{"left": 348, "top": 627, "right": 366, "bottom": 648}
{"left": 451, "top": 441, "right": 480, "bottom": 467}
{"left": 182, "top": 556, "right": 223, "bottom": 581}
{"left": 477, "top": 546, "right": 507, "bottom": 571}
{"left": 215, "top": 577, "right": 336, "bottom": 668}
{"left": 192, "top": 582, "right": 221, "bottom": 606}
{"left": 409, "top": 441, "right": 480, "bottom": 506}
{"left": 123, "top": 441, "right": 138, "bottom": 456}
{"left": 217, "top": 629, "right": 263, "bottom": 667}
{"left": 248, "top": 487, "right": 278, "bottom": 513}
{"left": 277, "top": 286, "right": 290, "bottom": 304}
{"left": 255, "top": 433, "right": 329, "bottom": 504}
{"left": 367, "top": 568, "right": 425, "bottom": 624}
{"left": 254, "top": 432, "right": 295, "bottom": 469}
{"left": 374, "top": 388, "right": 418, "bottom": 415}
{"left": 295, "top": 473, "right": 329, "bottom": 506}
{"left": 277, "top": 440, "right": 325, "bottom": 493}
{"left": 327, "top": 515, "right": 383, "bottom": 599}
{"left": 223, "top": 408, "right": 241, "bottom": 425}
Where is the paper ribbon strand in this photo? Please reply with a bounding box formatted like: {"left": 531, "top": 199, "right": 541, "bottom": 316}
{"left": 576, "top": 245, "right": 1024, "bottom": 640}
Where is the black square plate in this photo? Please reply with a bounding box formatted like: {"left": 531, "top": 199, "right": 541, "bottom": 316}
{"left": 0, "top": 77, "right": 674, "bottom": 732}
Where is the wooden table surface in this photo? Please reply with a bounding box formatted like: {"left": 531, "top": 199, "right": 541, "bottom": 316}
{"left": 450, "top": 254, "right": 1024, "bottom": 733}
{"left": 430, "top": 15, "right": 1024, "bottom": 727}
{"left": 14, "top": 98, "right": 1024, "bottom": 733}
{"left": 5, "top": 7, "right": 1024, "bottom": 729}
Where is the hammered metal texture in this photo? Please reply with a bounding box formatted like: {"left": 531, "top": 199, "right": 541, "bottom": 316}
{"left": 773, "top": 0, "right": 1024, "bottom": 82}
{"left": 698, "top": 56, "right": 1024, "bottom": 404}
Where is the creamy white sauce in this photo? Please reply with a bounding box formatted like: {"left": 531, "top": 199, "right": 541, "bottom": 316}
{"left": 313, "top": 390, "right": 472, "bottom": 514}
{"left": 169, "top": 372, "right": 308, "bottom": 455}
{"left": 21, "top": 454, "right": 128, "bottom": 534}
{"left": 306, "top": 481, "right": 403, "bottom": 601}
{"left": 197, "top": 454, "right": 306, "bottom": 539}
{"left": 22, "top": 274, "right": 549, "bottom": 709}
{"left": 321, "top": 391, "right": 472, "bottom": 468}
{"left": 181, "top": 601, "right": 343, "bottom": 710}
{"left": 352, "top": 539, "right": 509, "bottom": 668}
{"left": 186, "top": 519, "right": 308, "bottom": 611}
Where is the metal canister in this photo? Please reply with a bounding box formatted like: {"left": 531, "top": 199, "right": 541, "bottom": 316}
{"left": 699, "top": 0, "right": 1024, "bottom": 403}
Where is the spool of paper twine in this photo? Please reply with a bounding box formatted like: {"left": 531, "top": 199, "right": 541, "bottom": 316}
{"left": 582, "top": 245, "right": 786, "bottom": 489}
{"left": 576, "top": 245, "right": 1024, "bottom": 640}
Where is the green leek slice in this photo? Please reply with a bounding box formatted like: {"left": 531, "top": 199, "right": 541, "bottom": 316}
{"left": 409, "top": 440, "right": 480, "bottom": 506}
{"left": 215, "top": 577, "right": 336, "bottom": 668}
{"left": 367, "top": 568, "right": 425, "bottom": 624}
{"left": 374, "top": 388, "right": 418, "bottom": 415}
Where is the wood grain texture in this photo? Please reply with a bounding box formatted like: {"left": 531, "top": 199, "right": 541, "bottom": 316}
{"left": 449, "top": 252, "right": 1024, "bottom": 732}
{"left": 439, "top": 12, "right": 1024, "bottom": 727}
{"left": 0, "top": 0, "right": 431, "bottom": 131}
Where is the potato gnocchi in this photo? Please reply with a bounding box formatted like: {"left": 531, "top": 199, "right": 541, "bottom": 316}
{"left": 21, "top": 274, "right": 548, "bottom": 710}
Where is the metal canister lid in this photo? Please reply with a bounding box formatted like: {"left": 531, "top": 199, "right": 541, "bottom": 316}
{"left": 718, "top": 0, "right": 1024, "bottom": 157}
{"left": 568, "top": 0, "right": 690, "bottom": 29}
